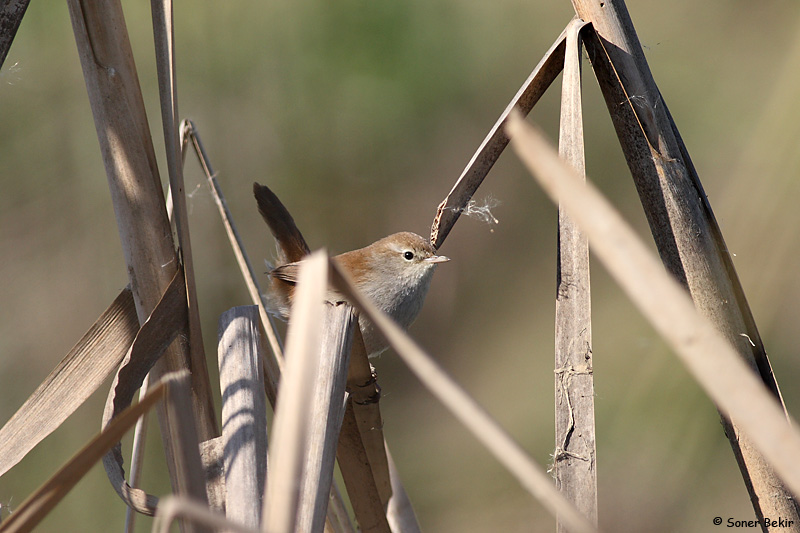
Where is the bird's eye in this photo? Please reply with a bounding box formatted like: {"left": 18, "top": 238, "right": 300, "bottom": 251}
{"left": 403, "top": 251, "right": 414, "bottom": 261}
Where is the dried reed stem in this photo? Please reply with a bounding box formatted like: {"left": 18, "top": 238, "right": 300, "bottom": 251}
{"left": 296, "top": 303, "right": 356, "bottom": 533}
{"left": 336, "top": 400, "right": 392, "bottom": 533}
{"left": 262, "top": 251, "right": 329, "bottom": 533}
{"left": 218, "top": 306, "right": 269, "bottom": 529}
{"left": 66, "top": 0, "right": 215, "bottom": 509}
{"left": 554, "top": 18, "right": 598, "bottom": 531}
{"left": 162, "top": 371, "right": 212, "bottom": 533}
{"left": 0, "top": 288, "right": 138, "bottom": 478}
{"left": 151, "top": 0, "right": 217, "bottom": 441}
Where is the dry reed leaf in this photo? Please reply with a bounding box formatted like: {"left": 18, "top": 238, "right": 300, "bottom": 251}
{"left": 0, "top": 371, "right": 177, "bottom": 533}
{"left": 262, "top": 251, "right": 328, "bottom": 533}
{"left": 102, "top": 268, "right": 189, "bottom": 516}
{"left": 327, "top": 261, "right": 598, "bottom": 533}
{"left": 0, "top": 287, "right": 138, "bottom": 478}
{"left": 429, "top": 18, "right": 572, "bottom": 249}
{"left": 505, "top": 112, "right": 800, "bottom": 501}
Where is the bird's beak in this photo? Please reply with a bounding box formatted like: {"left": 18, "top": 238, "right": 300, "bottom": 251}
{"left": 425, "top": 255, "right": 450, "bottom": 264}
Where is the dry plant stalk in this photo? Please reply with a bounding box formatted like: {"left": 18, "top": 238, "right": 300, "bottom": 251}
{"left": 262, "top": 251, "right": 329, "bottom": 533}
{"left": 161, "top": 372, "right": 212, "bottom": 533}
{"left": 102, "top": 268, "right": 189, "bottom": 515}
{"left": 295, "top": 303, "right": 356, "bottom": 533}
{"left": 506, "top": 113, "right": 800, "bottom": 503}
{"left": 218, "top": 306, "right": 269, "bottom": 529}
{"left": 554, "top": 18, "right": 597, "bottom": 531}
{"left": 571, "top": 0, "right": 798, "bottom": 524}
{"left": 151, "top": 0, "right": 215, "bottom": 442}
{"left": 336, "top": 402, "right": 392, "bottom": 533}
{"left": 66, "top": 0, "right": 218, "bottom": 516}
{"left": 344, "top": 327, "right": 392, "bottom": 509}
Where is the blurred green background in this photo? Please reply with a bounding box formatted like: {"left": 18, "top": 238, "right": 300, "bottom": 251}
{"left": 2, "top": 0, "right": 800, "bottom": 531}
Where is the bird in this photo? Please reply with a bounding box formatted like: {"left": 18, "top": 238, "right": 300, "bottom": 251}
{"left": 253, "top": 182, "right": 449, "bottom": 356}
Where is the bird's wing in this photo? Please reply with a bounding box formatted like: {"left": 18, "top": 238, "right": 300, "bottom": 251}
{"left": 270, "top": 262, "right": 301, "bottom": 284}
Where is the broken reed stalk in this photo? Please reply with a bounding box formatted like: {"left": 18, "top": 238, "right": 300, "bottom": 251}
{"left": 570, "top": 0, "right": 799, "bottom": 523}
{"left": 506, "top": 113, "right": 800, "bottom": 503}
{"left": 429, "top": 21, "right": 569, "bottom": 249}
{"left": 218, "top": 306, "right": 269, "bottom": 530}
{"left": 554, "top": 18, "right": 597, "bottom": 531}
{"left": 66, "top": 0, "right": 218, "bottom": 511}
{"left": 126, "top": 181, "right": 175, "bottom": 533}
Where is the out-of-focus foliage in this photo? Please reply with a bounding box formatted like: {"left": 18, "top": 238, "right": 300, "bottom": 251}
{"left": 1, "top": 1, "right": 800, "bottom": 531}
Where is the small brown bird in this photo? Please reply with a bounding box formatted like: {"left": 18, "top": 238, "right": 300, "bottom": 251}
{"left": 254, "top": 182, "right": 449, "bottom": 356}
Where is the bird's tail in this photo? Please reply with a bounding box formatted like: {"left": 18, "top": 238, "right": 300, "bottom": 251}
{"left": 253, "top": 182, "right": 311, "bottom": 265}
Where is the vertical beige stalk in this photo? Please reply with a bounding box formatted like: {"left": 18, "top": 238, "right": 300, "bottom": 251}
{"left": 66, "top": 0, "right": 216, "bottom": 511}
{"left": 570, "top": 0, "right": 798, "bottom": 526}
{"left": 262, "top": 251, "right": 328, "bottom": 533}
{"left": 152, "top": 0, "right": 218, "bottom": 441}
{"left": 554, "top": 18, "right": 597, "bottom": 532}
{"left": 218, "top": 306, "right": 269, "bottom": 530}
